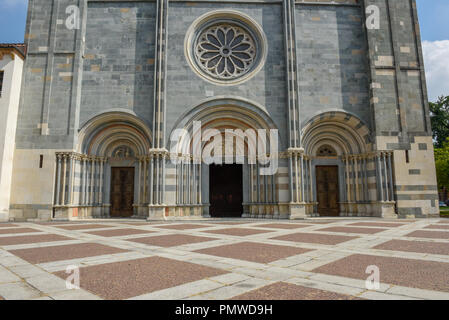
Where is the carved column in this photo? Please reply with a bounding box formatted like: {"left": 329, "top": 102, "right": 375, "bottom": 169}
{"left": 99, "top": 159, "right": 104, "bottom": 204}
{"left": 61, "top": 155, "right": 67, "bottom": 206}
{"left": 55, "top": 154, "right": 62, "bottom": 206}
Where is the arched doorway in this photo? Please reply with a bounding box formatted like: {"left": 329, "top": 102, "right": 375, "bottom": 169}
{"left": 169, "top": 98, "right": 281, "bottom": 218}
{"left": 301, "top": 111, "right": 385, "bottom": 217}
{"left": 53, "top": 112, "right": 153, "bottom": 219}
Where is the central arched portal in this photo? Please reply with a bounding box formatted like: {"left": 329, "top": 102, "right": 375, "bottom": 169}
{"left": 170, "top": 98, "right": 282, "bottom": 219}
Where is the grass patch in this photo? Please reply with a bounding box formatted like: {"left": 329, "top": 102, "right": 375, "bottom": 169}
{"left": 440, "top": 207, "right": 449, "bottom": 217}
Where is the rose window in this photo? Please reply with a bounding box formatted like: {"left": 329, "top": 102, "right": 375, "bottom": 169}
{"left": 194, "top": 24, "right": 257, "bottom": 80}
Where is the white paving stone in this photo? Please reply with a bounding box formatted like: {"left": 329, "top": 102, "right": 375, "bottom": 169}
{"left": 209, "top": 273, "right": 251, "bottom": 285}
{"left": 0, "top": 282, "right": 42, "bottom": 300}
{"left": 49, "top": 289, "right": 102, "bottom": 300}
{"left": 190, "top": 278, "right": 274, "bottom": 300}
{"left": 129, "top": 279, "right": 225, "bottom": 300}
{"left": 308, "top": 273, "right": 392, "bottom": 292}
{"left": 0, "top": 256, "right": 29, "bottom": 268}
{"left": 0, "top": 265, "right": 21, "bottom": 283}
{"left": 386, "top": 286, "right": 449, "bottom": 300}
{"left": 359, "top": 291, "right": 419, "bottom": 300}
{"left": 8, "top": 264, "right": 47, "bottom": 278}
{"left": 285, "top": 277, "right": 365, "bottom": 297}
{"left": 25, "top": 273, "right": 68, "bottom": 294}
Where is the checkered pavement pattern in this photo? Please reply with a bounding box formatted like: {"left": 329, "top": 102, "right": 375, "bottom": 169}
{"left": 0, "top": 218, "right": 448, "bottom": 300}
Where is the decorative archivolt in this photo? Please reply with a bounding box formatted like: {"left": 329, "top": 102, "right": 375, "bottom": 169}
{"left": 169, "top": 98, "right": 279, "bottom": 162}
{"left": 77, "top": 112, "right": 152, "bottom": 157}
{"left": 302, "top": 111, "right": 372, "bottom": 156}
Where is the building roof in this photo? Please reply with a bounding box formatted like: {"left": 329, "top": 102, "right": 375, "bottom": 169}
{"left": 0, "top": 43, "right": 27, "bottom": 60}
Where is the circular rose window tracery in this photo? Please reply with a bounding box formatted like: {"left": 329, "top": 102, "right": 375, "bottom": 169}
{"left": 195, "top": 24, "right": 256, "bottom": 80}
{"left": 185, "top": 11, "right": 267, "bottom": 86}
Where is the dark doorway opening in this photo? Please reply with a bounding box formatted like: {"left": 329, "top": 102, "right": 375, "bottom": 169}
{"left": 316, "top": 166, "right": 340, "bottom": 217}
{"left": 209, "top": 164, "right": 243, "bottom": 218}
{"left": 110, "top": 167, "right": 134, "bottom": 218}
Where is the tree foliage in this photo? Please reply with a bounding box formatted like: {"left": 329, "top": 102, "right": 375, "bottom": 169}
{"left": 434, "top": 138, "right": 449, "bottom": 190}
{"left": 429, "top": 96, "right": 449, "bottom": 148}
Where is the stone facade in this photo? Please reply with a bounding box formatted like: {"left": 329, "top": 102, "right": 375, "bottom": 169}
{"left": 0, "top": 44, "right": 25, "bottom": 222}
{"left": 6, "top": 0, "right": 438, "bottom": 221}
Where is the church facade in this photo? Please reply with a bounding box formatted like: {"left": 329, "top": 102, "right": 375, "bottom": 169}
{"left": 5, "top": 0, "right": 439, "bottom": 221}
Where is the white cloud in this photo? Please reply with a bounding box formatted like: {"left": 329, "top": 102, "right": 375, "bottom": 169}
{"left": 422, "top": 40, "right": 449, "bottom": 102}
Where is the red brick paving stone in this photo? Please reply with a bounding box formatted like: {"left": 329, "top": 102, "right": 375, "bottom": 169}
{"left": 195, "top": 242, "right": 311, "bottom": 263}
{"left": 425, "top": 224, "right": 449, "bottom": 230}
{"left": 128, "top": 234, "right": 217, "bottom": 248}
{"left": 54, "top": 256, "right": 227, "bottom": 300}
{"left": 55, "top": 224, "right": 114, "bottom": 230}
{"left": 255, "top": 223, "right": 311, "bottom": 230}
{"left": 85, "top": 228, "right": 153, "bottom": 237}
{"left": 349, "top": 222, "right": 405, "bottom": 228}
{"left": 0, "top": 223, "right": 18, "bottom": 228}
{"left": 154, "top": 224, "right": 210, "bottom": 230}
{"left": 205, "top": 228, "right": 273, "bottom": 237}
{"left": 272, "top": 232, "right": 357, "bottom": 245}
{"left": 438, "top": 220, "right": 449, "bottom": 224}
{"left": 374, "top": 239, "right": 449, "bottom": 256}
{"left": 317, "top": 226, "right": 386, "bottom": 234}
{"left": 0, "top": 234, "right": 73, "bottom": 246}
{"left": 313, "top": 254, "right": 449, "bottom": 293}
{"left": 406, "top": 230, "right": 449, "bottom": 239}
{"left": 0, "top": 228, "right": 41, "bottom": 235}
{"left": 232, "top": 282, "right": 361, "bottom": 300}
{"left": 9, "top": 243, "right": 128, "bottom": 264}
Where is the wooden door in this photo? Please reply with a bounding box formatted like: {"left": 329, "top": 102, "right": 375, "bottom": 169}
{"left": 110, "top": 167, "right": 134, "bottom": 217}
{"left": 209, "top": 164, "right": 243, "bottom": 218}
{"left": 316, "top": 166, "right": 340, "bottom": 217}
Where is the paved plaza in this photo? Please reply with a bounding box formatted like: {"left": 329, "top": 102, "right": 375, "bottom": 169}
{"left": 0, "top": 218, "right": 448, "bottom": 300}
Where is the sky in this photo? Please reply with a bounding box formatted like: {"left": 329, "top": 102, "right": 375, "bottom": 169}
{"left": 0, "top": 0, "right": 448, "bottom": 101}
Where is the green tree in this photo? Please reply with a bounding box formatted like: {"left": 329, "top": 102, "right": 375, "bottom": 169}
{"left": 429, "top": 96, "right": 449, "bottom": 148}
{"left": 434, "top": 138, "right": 449, "bottom": 191}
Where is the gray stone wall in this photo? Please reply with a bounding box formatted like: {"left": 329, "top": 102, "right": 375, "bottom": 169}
{"left": 295, "top": 5, "right": 371, "bottom": 129}
{"left": 165, "top": 2, "right": 288, "bottom": 147}
{"left": 15, "top": 0, "right": 80, "bottom": 149}
{"left": 364, "top": 0, "right": 431, "bottom": 137}
{"left": 81, "top": 2, "right": 156, "bottom": 126}
{"left": 17, "top": 0, "right": 431, "bottom": 151}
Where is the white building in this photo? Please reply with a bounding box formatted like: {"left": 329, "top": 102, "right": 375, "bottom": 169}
{"left": 0, "top": 44, "right": 26, "bottom": 221}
